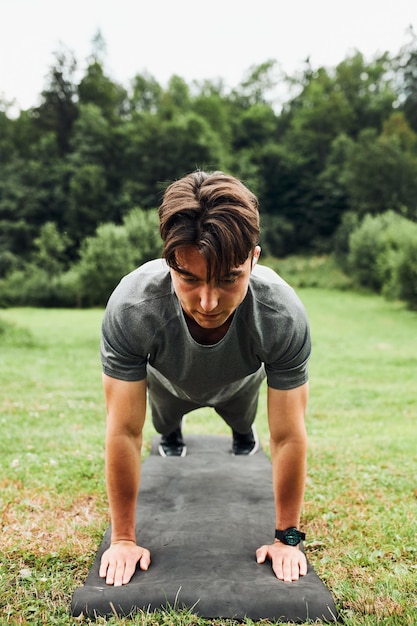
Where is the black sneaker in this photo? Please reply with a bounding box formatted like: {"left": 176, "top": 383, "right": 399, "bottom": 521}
{"left": 232, "top": 426, "right": 259, "bottom": 456}
{"left": 158, "top": 426, "right": 186, "bottom": 457}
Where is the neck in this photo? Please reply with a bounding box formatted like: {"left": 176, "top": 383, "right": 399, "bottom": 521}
{"left": 184, "top": 313, "right": 233, "bottom": 345}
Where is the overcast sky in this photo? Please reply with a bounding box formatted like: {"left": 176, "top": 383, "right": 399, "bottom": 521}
{"left": 1, "top": 0, "right": 416, "bottom": 112}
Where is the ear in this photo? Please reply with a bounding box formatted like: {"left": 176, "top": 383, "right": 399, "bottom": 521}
{"left": 252, "top": 245, "right": 261, "bottom": 268}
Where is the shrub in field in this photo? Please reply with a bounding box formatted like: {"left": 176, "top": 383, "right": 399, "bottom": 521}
{"left": 0, "top": 250, "right": 23, "bottom": 278}
{"left": 75, "top": 207, "right": 161, "bottom": 307}
{"left": 76, "top": 223, "right": 133, "bottom": 307}
{"left": 0, "top": 208, "right": 162, "bottom": 308}
{"left": 385, "top": 231, "right": 417, "bottom": 309}
{"left": 332, "top": 211, "right": 360, "bottom": 272}
{"left": 347, "top": 211, "right": 417, "bottom": 308}
{"left": 123, "top": 207, "right": 162, "bottom": 266}
{"left": 32, "top": 222, "right": 71, "bottom": 276}
{"left": 0, "top": 221, "right": 76, "bottom": 307}
{"left": 263, "top": 254, "right": 353, "bottom": 290}
{"left": 0, "top": 266, "right": 79, "bottom": 308}
{"left": 347, "top": 212, "right": 392, "bottom": 291}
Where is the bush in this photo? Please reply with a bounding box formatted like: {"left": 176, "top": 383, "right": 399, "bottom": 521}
{"left": 0, "top": 250, "right": 23, "bottom": 278}
{"left": 347, "top": 212, "right": 393, "bottom": 291}
{"left": 0, "top": 208, "right": 162, "bottom": 308}
{"left": 332, "top": 211, "right": 360, "bottom": 271}
{"left": 76, "top": 223, "right": 133, "bottom": 307}
{"left": 386, "top": 233, "right": 417, "bottom": 309}
{"left": 0, "top": 266, "right": 80, "bottom": 308}
{"left": 75, "top": 207, "right": 162, "bottom": 307}
{"left": 346, "top": 211, "right": 417, "bottom": 308}
{"left": 263, "top": 254, "right": 353, "bottom": 290}
{"left": 123, "top": 207, "right": 162, "bottom": 266}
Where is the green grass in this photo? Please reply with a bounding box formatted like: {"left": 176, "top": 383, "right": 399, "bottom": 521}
{"left": 0, "top": 290, "right": 416, "bottom": 625}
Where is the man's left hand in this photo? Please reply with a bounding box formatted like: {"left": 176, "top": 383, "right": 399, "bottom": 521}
{"left": 256, "top": 542, "right": 307, "bottom": 582}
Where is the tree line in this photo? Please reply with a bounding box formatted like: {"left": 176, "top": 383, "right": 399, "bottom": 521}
{"left": 1, "top": 30, "right": 417, "bottom": 308}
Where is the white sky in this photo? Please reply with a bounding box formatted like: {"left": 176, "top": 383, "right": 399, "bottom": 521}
{"left": 1, "top": 0, "right": 416, "bottom": 112}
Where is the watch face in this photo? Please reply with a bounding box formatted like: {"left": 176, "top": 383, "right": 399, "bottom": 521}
{"left": 285, "top": 528, "right": 300, "bottom": 546}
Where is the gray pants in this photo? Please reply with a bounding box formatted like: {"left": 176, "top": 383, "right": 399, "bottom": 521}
{"left": 148, "top": 367, "right": 265, "bottom": 435}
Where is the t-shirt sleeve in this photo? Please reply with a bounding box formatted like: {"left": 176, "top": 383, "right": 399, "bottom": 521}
{"left": 264, "top": 301, "right": 311, "bottom": 391}
{"left": 100, "top": 302, "right": 148, "bottom": 382}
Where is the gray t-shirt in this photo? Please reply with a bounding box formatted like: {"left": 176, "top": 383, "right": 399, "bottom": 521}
{"left": 101, "top": 259, "right": 311, "bottom": 400}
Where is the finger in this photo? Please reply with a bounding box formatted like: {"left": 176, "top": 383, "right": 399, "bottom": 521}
{"left": 113, "top": 560, "right": 127, "bottom": 587}
{"left": 105, "top": 563, "right": 116, "bottom": 586}
{"left": 122, "top": 549, "right": 151, "bottom": 583}
{"left": 272, "top": 557, "right": 284, "bottom": 581}
{"left": 299, "top": 553, "right": 308, "bottom": 577}
{"left": 290, "top": 559, "right": 301, "bottom": 581}
{"left": 121, "top": 559, "right": 137, "bottom": 585}
{"left": 282, "top": 555, "right": 302, "bottom": 582}
{"left": 282, "top": 561, "right": 292, "bottom": 583}
{"left": 99, "top": 555, "right": 109, "bottom": 579}
{"left": 256, "top": 545, "right": 267, "bottom": 564}
{"left": 139, "top": 549, "right": 151, "bottom": 571}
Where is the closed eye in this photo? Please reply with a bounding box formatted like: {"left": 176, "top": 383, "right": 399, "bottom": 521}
{"left": 182, "top": 277, "right": 199, "bottom": 283}
{"left": 219, "top": 277, "right": 238, "bottom": 285}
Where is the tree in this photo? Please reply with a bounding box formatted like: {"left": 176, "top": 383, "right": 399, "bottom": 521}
{"left": 78, "top": 60, "right": 128, "bottom": 120}
{"left": 344, "top": 123, "right": 417, "bottom": 220}
{"left": 395, "top": 26, "right": 417, "bottom": 132}
{"left": 66, "top": 163, "right": 109, "bottom": 245}
{"left": 0, "top": 107, "right": 15, "bottom": 162}
{"left": 334, "top": 51, "right": 396, "bottom": 134}
{"left": 1, "top": 37, "right": 413, "bottom": 284}
{"left": 233, "top": 60, "right": 280, "bottom": 107}
{"left": 33, "top": 47, "right": 79, "bottom": 155}
{"left": 249, "top": 142, "right": 316, "bottom": 252}
{"left": 122, "top": 111, "right": 226, "bottom": 209}
{"left": 279, "top": 52, "right": 396, "bottom": 172}
{"left": 232, "top": 103, "right": 278, "bottom": 151}
{"left": 192, "top": 80, "right": 232, "bottom": 158}
{"left": 128, "top": 72, "right": 163, "bottom": 114}
{"left": 64, "top": 102, "right": 128, "bottom": 240}
{"left": 0, "top": 132, "right": 70, "bottom": 260}
{"left": 159, "top": 75, "right": 191, "bottom": 120}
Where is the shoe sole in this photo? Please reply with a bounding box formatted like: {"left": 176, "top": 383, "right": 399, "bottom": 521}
{"left": 158, "top": 444, "right": 187, "bottom": 458}
{"left": 247, "top": 428, "right": 259, "bottom": 456}
{"left": 232, "top": 425, "right": 259, "bottom": 456}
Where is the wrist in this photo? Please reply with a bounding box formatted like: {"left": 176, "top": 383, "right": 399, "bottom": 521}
{"left": 111, "top": 537, "right": 137, "bottom": 545}
{"left": 275, "top": 527, "right": 305, "bottom": 546}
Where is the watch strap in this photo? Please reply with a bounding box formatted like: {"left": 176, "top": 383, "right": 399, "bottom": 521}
{"left": 275, "top": 527, "right": 306, "bottom": 544}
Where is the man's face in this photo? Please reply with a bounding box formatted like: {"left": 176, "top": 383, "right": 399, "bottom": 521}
{"left": 170, "top": 245, "right": 260, "bottom": 330}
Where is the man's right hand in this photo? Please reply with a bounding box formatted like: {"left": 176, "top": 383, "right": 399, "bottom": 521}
{"left": 99, "top": 540, "right": 151, "bottom": 586}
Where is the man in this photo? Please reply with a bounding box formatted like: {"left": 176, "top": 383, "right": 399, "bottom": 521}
{"left": 99, "top": 170, "right": 311, "bottom": 588}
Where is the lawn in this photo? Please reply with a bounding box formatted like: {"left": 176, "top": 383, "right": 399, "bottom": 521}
{"left": 0, "top": 289, "right": 416, "bottom": 625}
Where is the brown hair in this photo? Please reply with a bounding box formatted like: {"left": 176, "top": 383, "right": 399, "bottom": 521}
{"left": 158, "top": 170, "right": 260, "bottom": 282}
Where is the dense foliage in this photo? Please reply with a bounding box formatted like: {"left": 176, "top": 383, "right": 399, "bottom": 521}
{"left": 1, "top": 30, "right": 417, "bottom": 307}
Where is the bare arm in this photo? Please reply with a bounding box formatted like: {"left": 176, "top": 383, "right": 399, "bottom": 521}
{"left": 256, "top": 383, "right": 309, "bottom": 581}
{"left": 99, "top": 374, "right": 151, "bottom": 585}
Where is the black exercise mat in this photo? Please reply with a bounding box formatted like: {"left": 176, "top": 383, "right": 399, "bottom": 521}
{"left": 71, "top": 435, "right": 337, "bottom": 622}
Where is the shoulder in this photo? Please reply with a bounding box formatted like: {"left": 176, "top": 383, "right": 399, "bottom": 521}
{"left": 249, "top": 264, "right": 306, "bottom": 313}
{"left": 246, "top": 264, "right": 311, "bottom": 388}
{"left": 107, "top": 259, "right": 172, "bottom": 309}
{"left": 251, "top": 263, "right": 289, "bottom": 287}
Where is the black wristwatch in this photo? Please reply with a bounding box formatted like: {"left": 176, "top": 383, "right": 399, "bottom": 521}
{"left": 275, "top": 527, "right": 306, "bottom": 546}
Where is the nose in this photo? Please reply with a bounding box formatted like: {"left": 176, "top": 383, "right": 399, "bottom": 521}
{"left": 199, "top": 283, "right": 219, "bottom": 312}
